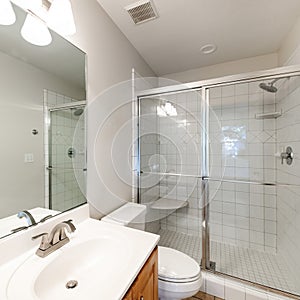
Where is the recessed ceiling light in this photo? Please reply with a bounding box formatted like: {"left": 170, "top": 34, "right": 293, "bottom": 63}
{"left": 200, "top": 44, "right": 217, "bottom": 54}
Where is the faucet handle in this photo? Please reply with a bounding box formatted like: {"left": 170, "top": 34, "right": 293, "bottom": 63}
{"left": 59, "top": 220, "right": 76, "bottom": 241}
{"left": 11, "top": 226, "right": 28, "bottom": 233}
{"left": 39, "top": 215, "right": 53, "bottom": 223}
{"left": 63, "top": 219, "right": 76, "bottom": 232}
{"left": 32, "top": 232, "right": 50, "bottom": 251}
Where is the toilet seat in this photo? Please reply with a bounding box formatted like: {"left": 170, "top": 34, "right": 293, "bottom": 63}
{"left": 158, "top": 246, "right": 201, "bottom": 283}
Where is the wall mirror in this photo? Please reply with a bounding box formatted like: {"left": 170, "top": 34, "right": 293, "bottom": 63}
{"left": 0, "top": 2, "right": 87, "bottom": 239}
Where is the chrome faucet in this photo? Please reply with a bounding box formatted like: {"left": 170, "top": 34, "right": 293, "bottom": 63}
{"left": 17, "top": 210, "right": 37, "bottom": 226}
{"left": 32, "top": 220, "right": 76, "bottom": 258}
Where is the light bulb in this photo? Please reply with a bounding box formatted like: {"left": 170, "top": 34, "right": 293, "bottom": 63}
{"left": 157, "top": 106, "right": 167, "bottom": 117}
{"left": 165, "top": 102, "right": 172, "bottom": 110}
{"left": 21, "top": 13, "right": 52, "bottom": 46}
{"left": 28, "top": 0, "right": 42, "bottom": 9}
{"left": 0, "top": 0, "right": 16, "bottom": 25}
{"left": 169, "top": 107, "right": 177, "bottom": 117}
{"left": 11, "top": 0, "right": 41, "bottom": 11}
{"left": 47, "top": 0, "right": 76, "bottom": 36}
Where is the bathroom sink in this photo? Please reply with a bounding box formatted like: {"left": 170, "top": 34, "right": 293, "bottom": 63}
{"left": 7, "top": 224, "right": 132, "bottom": 300}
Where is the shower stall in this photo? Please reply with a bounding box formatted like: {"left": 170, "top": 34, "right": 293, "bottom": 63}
{"left": 136, "top": 65, "right": 300, "bottom": 297}
{"left": 44, "top": 90, "right": 87, "bottom": 212}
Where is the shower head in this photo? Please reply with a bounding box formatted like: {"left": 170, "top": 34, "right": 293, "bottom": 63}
{"left": 259, "top": 78, "right": 280, "bottom": 93}
{"left": 73, "top": 108, "right": 84, "bottom": 116}
{"left": 259, "top": 82, "right": 278, "bottom": 93}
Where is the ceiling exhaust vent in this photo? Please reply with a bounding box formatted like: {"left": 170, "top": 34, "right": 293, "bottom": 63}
{"left": 125, "top": 0, "right": 158, "bottom": 25}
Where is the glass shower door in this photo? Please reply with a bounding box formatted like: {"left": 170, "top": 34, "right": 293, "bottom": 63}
{"left": 208, "top": 76, "right": 300, "bottom": 296}
{"left": 48, "top": 104, "right": 86, "bottom": 212}
{"left": 137, "top": 70, "right": 300, "bottom": 298}
{"left": 138, "top": 90, "right": 205, "bottom": 263}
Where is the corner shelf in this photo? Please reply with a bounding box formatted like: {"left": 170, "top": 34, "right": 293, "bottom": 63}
{"left": 255, "top": 111, "right": 282, "bottom": 119}
{"left": 151, "top": 198, "right": 188, "bottom": 210}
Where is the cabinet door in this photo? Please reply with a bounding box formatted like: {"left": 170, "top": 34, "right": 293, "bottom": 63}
{"left": 123, "top": 289, "right": 133, "bottom": 300}
{"left": 132, "top": 247, "right": 158, "bottom": 300}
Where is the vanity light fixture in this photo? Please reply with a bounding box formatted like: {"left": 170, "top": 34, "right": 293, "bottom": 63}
{"left": 14, "top": 0, "right": 43, "bottom": 10}
{"left": 21, "top": 12, "right": 52, "bottom": 46}
{"left": 47, "top": 0, "right": 76, "bottom": 36}
{"left": 2, "top": 0, "right": 76, "bottom": 47}
{"left": 0, "top": 0, "right": 16, "bottom": 25}
{"left": 157, "top": 102, "right": 177, "bottom": 117}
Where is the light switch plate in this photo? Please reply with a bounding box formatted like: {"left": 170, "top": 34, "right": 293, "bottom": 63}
{"left": 24, "top": 153, "right": 34, "bottom": 163}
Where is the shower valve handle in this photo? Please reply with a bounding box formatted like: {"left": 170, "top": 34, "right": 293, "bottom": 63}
{"left": 280, "top": 146, "right": 293, "bottom": 165}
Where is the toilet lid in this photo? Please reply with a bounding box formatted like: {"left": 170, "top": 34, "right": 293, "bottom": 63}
{"left": 158, "top": 246, "right": 201, "bottom": 283}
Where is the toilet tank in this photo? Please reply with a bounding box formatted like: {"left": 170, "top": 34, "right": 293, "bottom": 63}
{"left": 101, "top": 203, "right": 146, "bottom": 231}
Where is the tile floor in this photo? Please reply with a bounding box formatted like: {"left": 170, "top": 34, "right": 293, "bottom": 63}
{"left": 184, "top": 291, "right": 223, "bottom": 300}
{"left": 158, "top": 229, "right": 297, "bottom": 295}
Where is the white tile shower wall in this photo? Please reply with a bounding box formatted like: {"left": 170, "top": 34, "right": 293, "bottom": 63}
{"left": 139, "top": 98, "right": 160, "bottom": 204}
{"left": 209, "top": 83, "right": 277, "bottom": 252}
{"left": 139, "top": 97, "right": 162, "bottom": 233}
{"left": 158, "top": 91, "right": 203, "bottom": 236}
{"left": 132, "top": 71, "right": 158, "bottom": 202}
{"left": 275, "top": 74, "right": 300, "bottom": 289}
{"left": 44, "top": 90, "right": 86, "bottom": 212}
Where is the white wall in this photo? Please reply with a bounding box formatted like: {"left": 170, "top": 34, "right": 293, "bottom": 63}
{"left": 0, "top": 50, "right": 83, "bottom": 218}
{"left": 278, "top": 16, "right": 300, "bottom": 66}
{"left": 69, "top": 0, "right": 156, "bottom": 97}
{"left": 161, "top": 53, "right": 278, "bottom": 84}
{"left": 67, "top": 0, "right": 156, "bottom": 218}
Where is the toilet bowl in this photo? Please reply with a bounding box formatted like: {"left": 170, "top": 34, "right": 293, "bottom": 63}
{"left": 102, "top": 203, "right": 202, "bottom": 300}
{"left": 158, "top": 246, "right": 202, "bottom": 300}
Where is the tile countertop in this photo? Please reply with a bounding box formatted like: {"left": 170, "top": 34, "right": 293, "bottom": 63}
{"left": 0, "top": 204, "right": 160, "bottom": 300}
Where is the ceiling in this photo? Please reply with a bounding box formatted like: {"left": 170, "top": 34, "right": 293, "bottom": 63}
{"left": 97, "top": 0, "right": 300, "bottom": 76}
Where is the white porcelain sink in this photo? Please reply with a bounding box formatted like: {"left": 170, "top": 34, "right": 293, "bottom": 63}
{"left": 7, "top": 220, "right": 134, "bottom": 300}
{"left": 34, "top": 238, "right": 128, "bottom": 300}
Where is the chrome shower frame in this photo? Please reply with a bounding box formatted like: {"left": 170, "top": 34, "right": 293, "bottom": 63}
{"left": 136, "top": 64, "right": 300, "bottom": 299}
{"left": 46, "top": 101, "right": 87, "bottom": 210}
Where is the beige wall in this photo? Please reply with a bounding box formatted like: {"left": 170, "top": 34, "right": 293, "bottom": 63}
{"left": 67, "top": 0, "right": 156, "bottom": 218}
{"left": 278, "top": 16, "right": 300, "bottom": 66}
{"left": 0, "top": 50, "right": 83, "bottom": 218}
{"left": 161, "top": 53, "right": 278, "bottom": 84}
{"left": 69, "top": 0, "right": 155, "bottom": 98}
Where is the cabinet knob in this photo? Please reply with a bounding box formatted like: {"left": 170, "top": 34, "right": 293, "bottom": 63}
{"left": 140, "top": 297, "right": 144, "bottom": 300}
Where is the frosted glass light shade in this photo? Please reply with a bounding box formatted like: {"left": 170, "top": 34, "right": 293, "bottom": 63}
{"left": 12, "top": 0, "right": 42, "bottom": 10}
{"left": 0, "top": 0, "right": 16, "bottom": 25}
{"left": 21, "top": 14, "right": 52, "bottom": 46}
{"left": 47, "top": 0, "right": 76, "bottom": 36}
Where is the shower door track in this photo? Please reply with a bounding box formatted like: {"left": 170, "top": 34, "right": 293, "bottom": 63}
{"left": 48, "top": 101, "right": 86, "bottom": 112}
{"left": 136, "top": 64, "right": 300, "bottom": 97}
{"left": 136, "top": 64, "right": 300, "bottom": 299}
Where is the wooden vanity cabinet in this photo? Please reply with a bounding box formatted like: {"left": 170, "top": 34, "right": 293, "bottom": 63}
{"left": 123, "top": 247, "right": 158, "bottom": 300}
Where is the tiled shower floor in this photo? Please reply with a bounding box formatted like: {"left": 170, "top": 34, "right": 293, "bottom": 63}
{"left": 158, "top": 229, "right": 298, "bottom": 295}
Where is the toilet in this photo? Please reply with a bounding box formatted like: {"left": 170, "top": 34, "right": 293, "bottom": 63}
{"left": 101, "top": 203, "right": 202, "bottom": 300}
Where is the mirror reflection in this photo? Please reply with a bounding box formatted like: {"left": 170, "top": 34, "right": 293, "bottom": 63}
{"left": 0, "top": 3, "right": 87, "bottom": 238}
